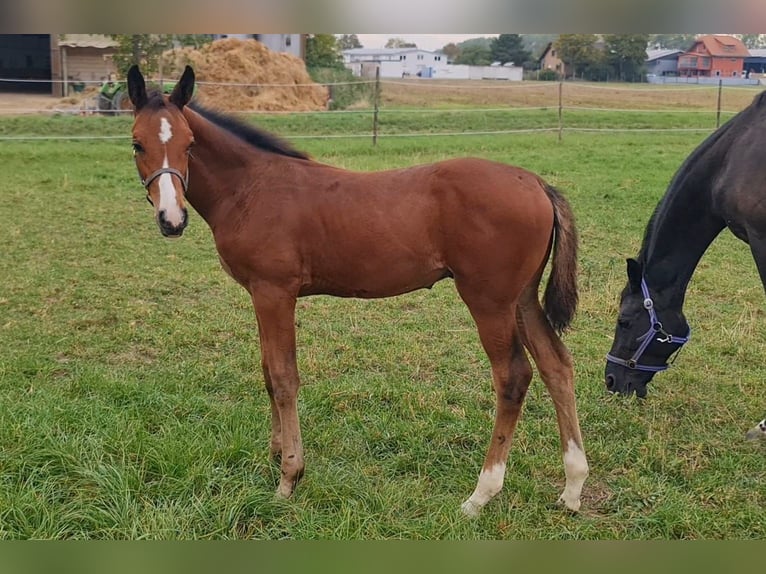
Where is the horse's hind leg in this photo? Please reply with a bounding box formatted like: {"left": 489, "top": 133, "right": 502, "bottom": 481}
{"left": 458, "top": 297, "right": 534, "bottom": 517}
{"left": 516, "top": 288, "right": 588, "bottom": 511}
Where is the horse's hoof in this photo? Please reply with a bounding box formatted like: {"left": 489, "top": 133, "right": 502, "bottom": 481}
{"left": 460, "top": 499, "right": 482, "bottom": 518}
{"left": 557, "top": 494, "right": 581, "bottom": 512}
{"left": 275, "top": 482, "right": 294, "bottom": 499}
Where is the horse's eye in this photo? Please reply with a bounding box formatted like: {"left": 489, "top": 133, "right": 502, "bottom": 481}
{"left": 187, "top": 142, "right": 195, "bottom": 155}
{"left": 132, "top": 142, "right": 144, "bottom": 154}
{"left": 617, "top": 317, "right": 631, "bottom": 329}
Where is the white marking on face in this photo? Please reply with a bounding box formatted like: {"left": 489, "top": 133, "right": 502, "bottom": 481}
{"left": 159, "top": 117, "right": 173, "bottom": 144}
{"left": 158, "top": 153, "right": 185, "bottom": 227}
{"left": 559, "top": 439, "right": 588, "bottom": 511}
{"left": 460, "top": 462, "right": 506, "bottom": 517}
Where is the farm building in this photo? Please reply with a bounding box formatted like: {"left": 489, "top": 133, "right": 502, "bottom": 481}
{"left": 0, "top": 34, "right": 56, "bottom": 93}
{"left": 744, "top": 48, "right": 766, "bottom": 75}
{"left": 677, "top": 35, "right": 749, "bottom": 78}
{"left": 57, "top": 34, "right": 118, "bottom": 97}
{"left": 0, "top": 34, "right": 306, "bottom": 97}
{"left": 342, "top": 47, "right": 521, "bottom": 81}
{"left": 538, "top": 42, "right": 564, "bottom": 76}
{"left": 645, "top": 49, "right": 683, "bottom": 77}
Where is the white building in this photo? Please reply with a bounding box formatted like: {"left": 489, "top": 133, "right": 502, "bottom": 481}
{"left": 342, "top": 47, "right": 522, "bottom": 81}
{"left": 342, "top": 47, "right": 447, "bottom": 78}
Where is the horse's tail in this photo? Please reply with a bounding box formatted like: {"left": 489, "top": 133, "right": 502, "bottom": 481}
{"left": 542, "top": 184, "right": 579, "bottom": 334}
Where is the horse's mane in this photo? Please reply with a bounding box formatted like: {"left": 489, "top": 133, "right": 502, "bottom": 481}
{"left": 637, "top": 90, "right": 766, "bottom": 264}
{"left": 187, "top": 100, "right": 310, "bottom": 160}
{"left": 143, "top": 91, "right": 310, "bottom": 160}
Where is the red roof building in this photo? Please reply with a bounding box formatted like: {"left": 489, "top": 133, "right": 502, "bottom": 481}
{"left": 678, "top": 35, "right": 750, "bottom": 78}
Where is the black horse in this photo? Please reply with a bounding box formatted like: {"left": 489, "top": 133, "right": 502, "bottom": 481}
{"left": 605, "top": 90, "right": 766, "bottom": 435}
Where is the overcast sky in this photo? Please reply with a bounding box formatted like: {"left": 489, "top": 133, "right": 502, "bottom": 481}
{"left": 353, "top": 34, "right": 498, "bottom": 50}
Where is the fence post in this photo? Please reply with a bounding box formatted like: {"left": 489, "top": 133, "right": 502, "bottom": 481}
{"left": 558, "top": 80, "right": 563, "bottom": 142}
{"left": 372, "top": 66, "right": 380, "bottom": 146}
{"left": 716, "top": 78, "right": 722, "bottom": 129}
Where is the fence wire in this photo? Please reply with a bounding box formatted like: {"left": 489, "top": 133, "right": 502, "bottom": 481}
{"left": 0, "top": 77, "right": 760, "bottom": 142}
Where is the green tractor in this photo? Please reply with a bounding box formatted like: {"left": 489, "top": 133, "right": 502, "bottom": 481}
{"left": 97, "top": 79, "right": 181, "bottom": 114}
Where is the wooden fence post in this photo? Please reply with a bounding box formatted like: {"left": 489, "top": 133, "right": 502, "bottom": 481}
{"left": 372, "top": 66, "right": 380, "bottom": 146}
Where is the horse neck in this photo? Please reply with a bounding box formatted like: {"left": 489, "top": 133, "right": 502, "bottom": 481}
{"left": 638, "top": 148, "right": 726, "bottom": 308}
{"left": 181, "top": 107, "right": 261, "bottom": 229}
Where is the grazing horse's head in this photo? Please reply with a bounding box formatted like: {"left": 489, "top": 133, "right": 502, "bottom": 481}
{"left": 604, "top": 258, "right": 691, "bottom": 398}
{"left": 127, "top": 65, "right": 195, "bottom": 238}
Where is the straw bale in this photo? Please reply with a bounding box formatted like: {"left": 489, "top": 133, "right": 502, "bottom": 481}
{"left": 160, "top": 38, "right": 328, "bottom": 112}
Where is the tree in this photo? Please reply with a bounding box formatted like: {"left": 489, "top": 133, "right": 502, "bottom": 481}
{"left": 454, "top": 44, "right": 492, "bottom": 66}
{"left": 737, "top": 34, "right": 766, "bottom": 48}
{"left": 110, "top": 35, "right": 173, "bottom": 79}
{"left": 337, "top": 34, "right": 362, "bottom": 50}
{"left": 441, "top": 42, "right": 461, "bottom": 62}
{"left": 555, "top": 34, "right": 600, "bottom": 79}
{"left": 648, "top": 34, "right": 697, "bottom": 50}
{"left": 305, "top": 34, "right": 343, "bottom": 70}
{"left": 490, "top": 34, "right": 532, "bottom": 67}
{"left": 108, "top": 35, "right": 216, "bottom": 79}
{"left": 604, "top": 34, "right": 650, "bottom": 82}
{"left": 385, "top": 37, "right": 417, "bottom": 49}
{"left": 174, "top": 34, "right": 215, "bottom": 49}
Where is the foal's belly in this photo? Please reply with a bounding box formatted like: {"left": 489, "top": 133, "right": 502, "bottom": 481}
{"left": 299, "top": 262, "right": 452, "bottom": 299}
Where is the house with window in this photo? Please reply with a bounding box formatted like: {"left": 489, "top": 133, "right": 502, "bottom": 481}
{"left": 677, "top": 35, "right": 749, "bottom": 78}
{"left": 342, "top": 47, "right": 522, "bottom": 80}
{"left": 538, "top": 42, "right": 563, "bottom": 76}
{"left": 342, "top": 47, "right": 447, "bottom": 78}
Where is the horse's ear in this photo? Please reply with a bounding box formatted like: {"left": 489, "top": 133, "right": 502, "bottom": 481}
{"left": 170, "top": 65, "right": 195, "bottom": 109}
{"left": 127, "top": 65, "right": 148, "bottom": 111}
{"left": 626, "top": 258, "right": 643, "bottom": 291}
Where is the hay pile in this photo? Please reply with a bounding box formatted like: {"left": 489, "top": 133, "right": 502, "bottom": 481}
{"left": 160, "top": 38, "right": 328, "bottom": 112}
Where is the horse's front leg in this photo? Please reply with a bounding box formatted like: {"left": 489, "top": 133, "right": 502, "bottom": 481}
{"left": 251, "top": 285, "right": 304, "bottom": 498}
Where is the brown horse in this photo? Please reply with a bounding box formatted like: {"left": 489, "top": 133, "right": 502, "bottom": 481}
{"left": 126, "top": 65, "right": 588, "bottom": 516}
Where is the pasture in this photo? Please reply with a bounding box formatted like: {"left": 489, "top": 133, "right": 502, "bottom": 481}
{"left": 1, "top": 83, "right": 764, "bottom": 539}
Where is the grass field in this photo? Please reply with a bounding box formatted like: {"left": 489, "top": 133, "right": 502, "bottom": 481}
{"left": 1, "top": 84, "right": 765, "bottom": 539}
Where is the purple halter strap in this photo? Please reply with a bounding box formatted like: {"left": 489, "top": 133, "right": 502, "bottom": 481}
{"left": 605, "top": 277, "right": 691, "bottom": 373}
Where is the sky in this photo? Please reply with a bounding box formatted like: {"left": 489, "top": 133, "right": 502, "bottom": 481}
{"left": 353, "top": 34, "right": 497, "bottom": 51}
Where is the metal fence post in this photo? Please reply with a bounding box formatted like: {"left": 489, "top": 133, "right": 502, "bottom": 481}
{"left": 716, "top": 79, "right": 722, "bottom": 129}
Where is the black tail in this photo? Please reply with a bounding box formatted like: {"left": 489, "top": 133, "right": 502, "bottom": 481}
{"left": 542, "top": 184, "right": 579, "bottom": 333}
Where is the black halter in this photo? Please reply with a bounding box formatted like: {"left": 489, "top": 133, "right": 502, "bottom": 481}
{"left": 135, "top": 153, "right": 189, "bottom": 206}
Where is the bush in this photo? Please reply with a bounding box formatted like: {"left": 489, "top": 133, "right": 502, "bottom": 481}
{"left": 538, "top": 69, "right": 560, "bottom": 81}
{"left": 308, "top": 67, "right": 375, "bottom": 110}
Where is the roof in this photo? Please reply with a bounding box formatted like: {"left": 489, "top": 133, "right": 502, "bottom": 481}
{"left": 58, "top": 34, "right": 118, "bottom": 49}
{"left": 646, "top": 49, "right": 683, "bottom": 62}
{"left": 746, "top": 49, "right": 766, "bottom": 59}
{"left": 343, "top": 47, "right": 434, "bottom": 56}
{"left": 692, "top": 35, "right": 749, "bottom": 58}
{"left": 538, "top": 42, "right": 554, "bottom": 62}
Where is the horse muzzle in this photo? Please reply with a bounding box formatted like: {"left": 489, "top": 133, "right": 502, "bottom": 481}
{"left": 157, "top": 207, "right": 188, "bottom": 238}
{"left": 605, "top": 365, "right": 650, "bottom": 398}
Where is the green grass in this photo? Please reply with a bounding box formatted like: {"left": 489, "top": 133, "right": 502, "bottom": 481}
{"left": 0, "top": 110, "right": 764, "bottom": 539}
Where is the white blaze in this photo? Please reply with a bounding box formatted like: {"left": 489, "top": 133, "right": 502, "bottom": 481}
{"left": 158, "top": 154, "right": 185, "bottom": 227}
{"left": 159, "top": 117, "right": 173, "bottom": 144}
{"left": 156, "top": 116, "right": 184, "bottom": 227}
